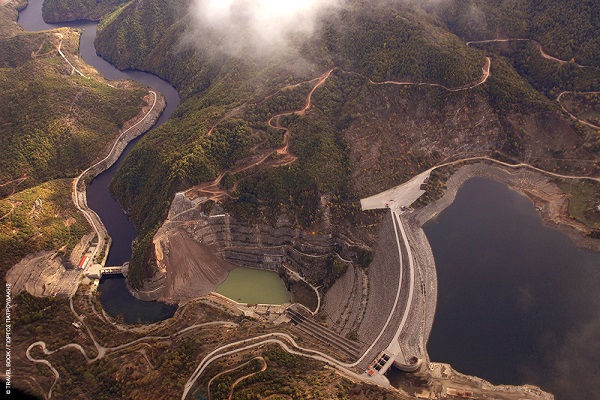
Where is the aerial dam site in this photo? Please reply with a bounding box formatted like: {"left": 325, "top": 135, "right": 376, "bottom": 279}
{"left": 4, "top": 0, "right": 600, "bottom": 399}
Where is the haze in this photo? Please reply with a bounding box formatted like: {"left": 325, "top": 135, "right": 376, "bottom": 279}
{"left": 191, "top": 0, "right": 341, "bottom": 56}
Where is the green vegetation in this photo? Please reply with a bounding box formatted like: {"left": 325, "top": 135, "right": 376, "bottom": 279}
{"left": 0, "top": 0, "right": 24, "bottom": 37}
{"left": 433, "top": 0, "right": 600, "bottom": 67}
{"left": 560, "top": 92, "right": 600, "bottom": 128}
{"left": 92, "top": 0, "right": 600, "bottom": 288}
{"left": 12, "top": 291, "right": 98, "bottom": 358}
{"left": 13, "top": 292, "right": 407, "bottom": 400}
{"left": 42, "top": 0, "right": 129, "bottom": 22}
{"left": 557, "top": 180, "right": 600, "bottom": 233}
{"left": 483, "top": 56, "right": 555, "bottom": 113}
{"left": 0, "top": 179, "right": 90, "bottom": 281}
{"left": 205, "top": 357, "right": 264, "bottom": 400}
{"left": 318, "top": 2, "right": 485, "bottom": 86}
{"left": 471, "top": 40, "right": 600, "bottom": 98}
{"left": 195, "top": 346, "right": 405, "bottom": 399}
{"left": 0, "top": 29, "right": 146, "bottom": 196}
{"left": 0, "top": 1, "right": 146, "bottom": 296}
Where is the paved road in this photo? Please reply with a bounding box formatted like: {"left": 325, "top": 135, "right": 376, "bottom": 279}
{"left": 27, "top": 307, "right": 237, "bottom": 399}
{"left": 181, "top": 332, "right": 388, "bottom": 400}
{"left": 385, "top": 210, "right": 417, "bottom": 362}
{"left": 72, "top": 90, "right": 158, "bottom": 267}
{"left": 361, "top": 169, "right": 432, "bottom": 210}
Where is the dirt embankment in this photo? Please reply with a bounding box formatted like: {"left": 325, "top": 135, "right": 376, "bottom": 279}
{"left": 6, "top": 251, "right": 63, "bottom": 296}
{"left": 133, "top": 191, "right": 371, "bottom": 304}
{"left": 413, "top": 162, "right": 600, "bottom": 252}
{"left": 154, "top": 229, "right": 237, "bottom": 303}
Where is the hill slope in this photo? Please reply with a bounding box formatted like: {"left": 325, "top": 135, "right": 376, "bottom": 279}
{"left": 0, "top": 0, "right": 148, "bottom": 290}
{"left": 430, "top": 0, "right": 600, "bottom": 67}
{"left": 92, "top": 0, "right": 600, "bottom": 289}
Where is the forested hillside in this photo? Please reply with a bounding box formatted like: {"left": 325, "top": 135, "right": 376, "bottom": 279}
{"left": 0, "top": 0, "right": 147, "bottom": 286}
{"left": 430, "top": 0, "right": 600, "bottom": 67}
{"left": 0, "top": 27, "right": 145, "bottom": 196}
{"left": 95, "top": 0, "right": 483, "bottom": 228}
{"left": 42, "top": 0, "right": 128, "bottom": 22}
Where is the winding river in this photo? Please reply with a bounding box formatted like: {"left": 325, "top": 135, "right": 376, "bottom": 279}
{"left": 18, "top": 0, "right": 179, "bottom": 323}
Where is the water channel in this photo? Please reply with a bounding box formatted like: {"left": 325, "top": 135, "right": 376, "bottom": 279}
{"left": 422, "top": 177, "right": 600, "bottom": 400}
{"left": 18, "top": 0, "right": 179, "bottom": 324}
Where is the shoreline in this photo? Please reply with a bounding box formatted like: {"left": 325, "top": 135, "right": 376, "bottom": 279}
{"left": 405, "top": 161, "right": 600, "bottom": 365}
{"left": 72, "top": 90, "right": 166, "bottom": 267}
{"left": 413, "top": 162, "right": 600, "bottom": 253}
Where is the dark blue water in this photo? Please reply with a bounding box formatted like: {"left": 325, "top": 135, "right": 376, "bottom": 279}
{"left": 424, "top": 177, "right": 600, "bottom": 400}
{"left": 18, "top": 0, "right": 178, "bottom": 323}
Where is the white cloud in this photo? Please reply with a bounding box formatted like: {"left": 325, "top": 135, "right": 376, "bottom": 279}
{"left": 190, "top": 0, "right": 342, "bottom": 58}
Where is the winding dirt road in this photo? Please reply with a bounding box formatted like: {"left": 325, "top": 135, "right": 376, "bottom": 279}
{"left": 206, "top": 356, "right": 266, "bottom": 400}
{"left": 556, "top": 91, "right": 600, "bottom": 130}
{"left": 186, "top": 69, "right": 334, "bottom": 202}
{"left": 25, "top": 37, "right": 598, "bottom": 400}
{"left": 468, "top": 38, "right": 600, "bottom": 132}
{"left": 435, "top": 156, "right": 600, "bottom": 183}
{"left": 186, "top": 57, "right": 493, "bottom": 203}
{"left": 364, "top": 57, "right": 491, "bottom": 92}
{"left": 54, "top": 33, "right": 89, "bottom": 79}
{"left": 466, "top": 38, "right": 599, "bottom": 70}
{"left": 27, "top": 311, "right": 237, "bottom": 399}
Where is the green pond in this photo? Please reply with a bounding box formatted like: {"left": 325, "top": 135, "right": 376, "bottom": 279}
{"left": 216, "top": 267, "right": 291, "bottom": 304}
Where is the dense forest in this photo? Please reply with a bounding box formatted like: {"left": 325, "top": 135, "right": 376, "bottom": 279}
{"left": 42, "top": 0, "right": 128, "bottom": 22}
{"left": 430, "top": 0, "right": 600, "bottom": 67}
{"left": 0, "top": 28, "right": 145, "bottom": 196}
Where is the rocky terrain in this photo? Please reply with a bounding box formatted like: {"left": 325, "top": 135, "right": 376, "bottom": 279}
{"left": 138, "top": 191, "right": 371, "bottom": 304}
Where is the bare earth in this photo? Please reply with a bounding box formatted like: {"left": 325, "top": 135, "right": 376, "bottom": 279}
{"left": 157, "top": 229, "right": 236, "bottom": 303}
{"left": 7, "top": 251, "right": 70, "bottom": 297}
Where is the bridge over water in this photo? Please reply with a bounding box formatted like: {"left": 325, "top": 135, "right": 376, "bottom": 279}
{"left": 86, "top": 263, "right": 129, "bottom": 279}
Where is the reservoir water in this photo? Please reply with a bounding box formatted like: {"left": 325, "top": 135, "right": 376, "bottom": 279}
{"left": 423, "top": 177, "right": 600, "bottom": 400}
{"left": 216, "top": 268, "right": 291, "bottom": 305}
{"left": 18, "top": 0, "right": 179, "bottom": 323}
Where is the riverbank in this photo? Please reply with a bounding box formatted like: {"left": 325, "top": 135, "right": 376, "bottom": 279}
{"left": 6, "top": 92, "right": 166, "bottom": 300}
{"left": 413, "top": 162, "right": 600, "bottom": 252}
{"left": 73, "top": 90, "right": 165, "bottom": 268}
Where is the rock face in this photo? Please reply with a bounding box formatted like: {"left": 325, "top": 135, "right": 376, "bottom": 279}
{"left": 137, "top": 192, "right": 371, "bottom": 303}
{"left": 6, "top": 251, "right": 66, "bottom": 297}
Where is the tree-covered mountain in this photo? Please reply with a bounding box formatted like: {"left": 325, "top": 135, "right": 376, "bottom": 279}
{"left": 429, "top": 0, "right": 600, "bottom": 67}
{"left": 42, "top": 0, "right": 128, "bottom": 22}
{"left": 0, "top": 26, "right": 145, "bottom": 196}
{"left": 0, "top": 0, "right": 147, "bottom": 283}
{"left": 93, "top": 0, "right": 486, "bottom": 233}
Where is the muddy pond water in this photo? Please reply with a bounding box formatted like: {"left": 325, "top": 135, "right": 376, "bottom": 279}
{"left": 216, "top": 267, "right": 291, "bottom": 305}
